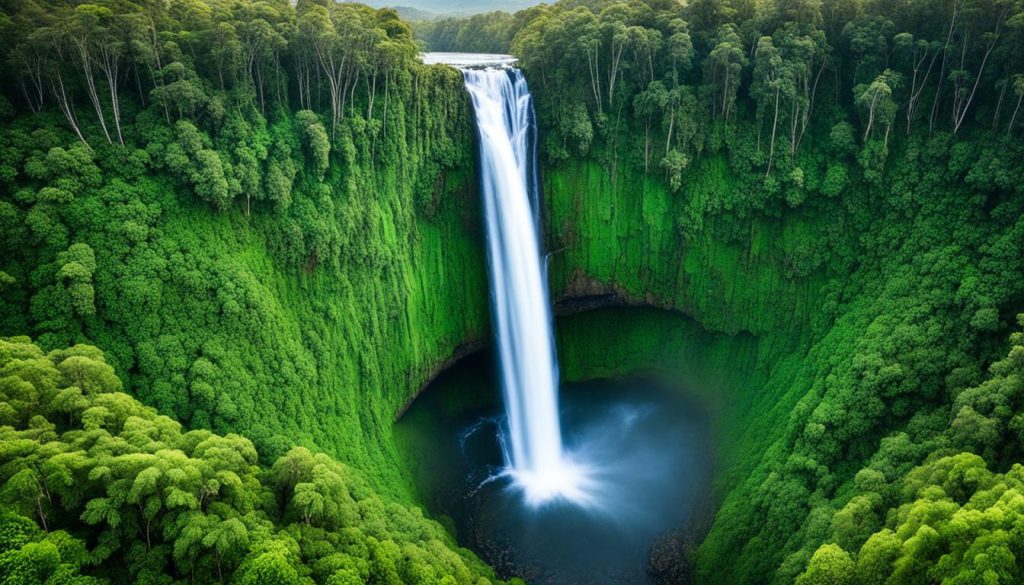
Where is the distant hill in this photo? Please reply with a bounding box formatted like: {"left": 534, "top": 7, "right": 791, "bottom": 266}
{"left": 389, "top": 5, "right": 438, "bottom": 20}
{"left": 367, "top": 0, "right": 541, "bottom": 16}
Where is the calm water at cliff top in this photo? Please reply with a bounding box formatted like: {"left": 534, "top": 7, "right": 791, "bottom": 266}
{"left": 420, "top": 52, "right": 518, "bottom": 67}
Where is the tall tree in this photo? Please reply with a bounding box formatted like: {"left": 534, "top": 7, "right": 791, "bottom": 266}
{"left": 856, "top": 69, "right": 902, "bottom": 145}
{"left": 703, "top": 24, "right": 747, "bottom": 122}
{"left": 752, "top": 35, "right": 785, "bottom": 174}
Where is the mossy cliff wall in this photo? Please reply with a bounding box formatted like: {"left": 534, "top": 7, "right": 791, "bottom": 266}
{"left": 545, "top": 156, "right": 828, "bottom": 336}
{"left": 0, "top": 65, "right": 491, "bottom": 500}
{"left": 145, "top": 77, "right": 493, "bottom": 497}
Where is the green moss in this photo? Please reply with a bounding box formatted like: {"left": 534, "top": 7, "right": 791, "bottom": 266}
{"left": 545, "top": 157, "right": 828, "bottom": 337}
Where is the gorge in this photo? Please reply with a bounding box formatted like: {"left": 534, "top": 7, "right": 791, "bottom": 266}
{"left": 394, "top": 55, "right": 721, "bottom": 583}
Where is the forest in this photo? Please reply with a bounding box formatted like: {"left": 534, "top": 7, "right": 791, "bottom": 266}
{"left": 2, "top": 0, "right": 1024, "bottom": 583}
{"left": 495, "top": 1, "right": 1024, "bottom": 583}
{"left": 0, "top": 337, "right": 503, "bottom": 584}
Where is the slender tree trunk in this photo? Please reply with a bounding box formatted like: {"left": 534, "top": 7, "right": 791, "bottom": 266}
{"left": 757, "top": 108, "right": 762, "bottom": 153}
{"left": 139, "top": 504, "right": 152, "bottom": 551}
{"left": 722, "top": 67, "right": 730, "bottom": 121}
{"left": 36, "top": 495, "right": 48, "bottom": 532}
{"left": 349, "top": 74, "right": 359, "bottom": 118}
{"left": 665, "top": 106, "right": 675, "bottom": 154}
{"left": 316, "top": 65, "right": 322, "bottom": 112}
{"left": 298, "top": 60, "right": 309, "bottom": 110}
{"left": 100, "top": 51, "right": 124, "bottom": 145}
{"left": 951, "top": 30, "right": 970, "bottom": 126}
{"left": 907, "top": 47, "right": 939, "bottom": 134}
{"left": 275, "top": 54, "right": 284, "bottom": 109}
{"left": 992, "top": 76, "right": 1008, "bottom": 130}
{"left": 953, "top": 23, "right": 1001, "bottom": 135}
{"left": 312, "top": 45, "right": 348, "bottom": 138}
{"left": 19, "top": 53, "right": 45, "bottom": 113}
{"left": 51, "top": 74, "right": 90, "bottom": 149}
{"left": 790, "top": 91, "right": 799, "bottom": 158}
{"left": 865, "top": 92, "right": 880, "bottom": 141}
{"left": 256, "top": 61, "right": 266, "bottom": 114}
{"left": 367, "top": 71, "right": 376, "bottom": 121}
{"left": 146, "top": 23, "right": 170, "bottom": 122}
{"left": 797, "top": 58, "right": 827, "bottom": 154}
{"left": 767, "top": 86, "right": 780, "bottom": 177}
{"left": 73, "top": 41, "right": 113, "bottom": 144}
{"left": 587, "top": 49, "right": 602, "bottom": 115}
{"left": 608, "top": 43, "right": 623, "bottom": 109}
{"left": 297, "top": 62, "right": 305, "bottom": 110}
{"left": 1008, "top": 91, "right": 1023, "bottom": 137}
{"left": 19, "top": 81, "right": 40, "bottom": 114}
{"left": 930, "top": 0, "right": 959, "bottom": 134}
{"left": 133, "top": 64, "right": 146, "bottom": 106}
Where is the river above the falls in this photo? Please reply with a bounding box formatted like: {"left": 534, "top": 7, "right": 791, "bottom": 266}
{"left": 420, "top": 52, "right": 518, "bottom": 67}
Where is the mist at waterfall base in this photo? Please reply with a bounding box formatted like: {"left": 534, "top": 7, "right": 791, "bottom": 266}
{"left": 395, "top": 354, "right": 714, "bottom": 585}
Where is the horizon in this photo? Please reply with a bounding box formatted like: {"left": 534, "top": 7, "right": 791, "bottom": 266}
{"left": 362, "top": 0, "right": 545, "bottom": 17}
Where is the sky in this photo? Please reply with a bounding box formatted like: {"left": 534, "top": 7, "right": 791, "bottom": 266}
{"left": 363, "top": 0, "right": 544, "bottom": 17}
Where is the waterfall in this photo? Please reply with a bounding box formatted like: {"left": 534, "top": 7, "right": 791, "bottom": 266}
{"left": 463, "top": 67, "right": 591, "bottom": 506}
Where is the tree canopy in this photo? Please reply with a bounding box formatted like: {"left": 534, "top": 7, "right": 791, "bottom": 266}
{"left": 0, "top": 337, "right": 504, "bottom": 584}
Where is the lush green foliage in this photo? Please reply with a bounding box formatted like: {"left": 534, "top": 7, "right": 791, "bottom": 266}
{"left": 413, "top": 11, "right": 520, "bottom": 54}
{"left": 506, "top": 0, "right": 1024, "bottom": 177}
{"left": 0, "top": 0, "right": 491, "bottom": 484}
{"left": 4, "top": 0, "right": 1024, "bottom": 584}
{"left": 0, "top": 2, "right": 498, "bottom": 580}
{"left": 539, "top": 138, "right": 1024, "bottom": 583}
{"left": 796, "top": 323, "right": 1024, "bottom": 585}
{"left": 0, "top": 337, "right": 504, "bottom": 584}
{"left": 463, "top": 0, "right": 1024, "bottom": 582}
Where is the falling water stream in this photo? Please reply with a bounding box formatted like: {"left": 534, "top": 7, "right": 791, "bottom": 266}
{"left": 462, "top": 64, "right": 593, "bottom": 505}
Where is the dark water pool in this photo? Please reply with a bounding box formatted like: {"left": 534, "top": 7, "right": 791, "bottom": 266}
{"left": 395, "top": 353, "right": 714, "bottom": 584}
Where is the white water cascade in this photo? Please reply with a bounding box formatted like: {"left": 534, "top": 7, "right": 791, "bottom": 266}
{"left": 462, "top": 66, "right": 594, "bottom": 506}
